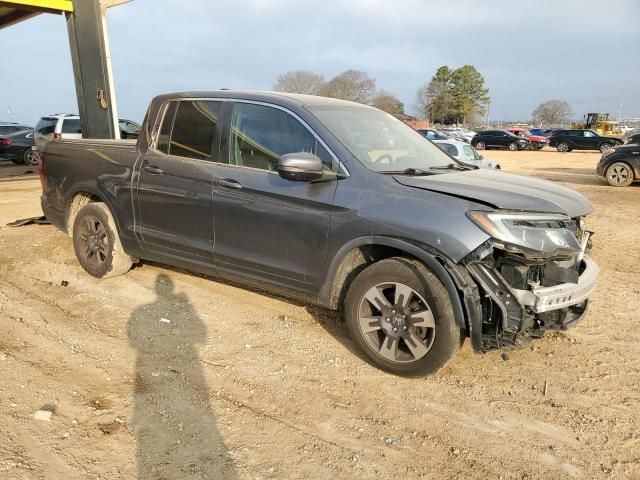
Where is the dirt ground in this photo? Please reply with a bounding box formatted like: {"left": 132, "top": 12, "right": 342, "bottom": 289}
{"left": 0, "top": 149, "right": 639, "bottom": 480}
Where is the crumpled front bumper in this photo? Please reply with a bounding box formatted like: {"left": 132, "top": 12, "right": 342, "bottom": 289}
{"left": 509, "top": 256, "right": 599, "bottom": 313}
{"left": 464, "top": 252, "right": 599, "bottom": 352}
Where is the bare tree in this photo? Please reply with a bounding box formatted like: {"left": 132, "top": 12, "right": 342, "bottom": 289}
{"left": 372, "top": 90, "right": 404, "bottom": 115}
{"left": 317, "top": 70, "right": 376, "bottom": 104}
{"left": 532, "top": 100, "right": 573, "bottom": 126}
{"left": 273, "top": 70, "right": 325, "bottom": 95}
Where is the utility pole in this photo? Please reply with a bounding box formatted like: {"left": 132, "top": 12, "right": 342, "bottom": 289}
{"left": 618, "top": 98, "right": 622, "bottom": 123}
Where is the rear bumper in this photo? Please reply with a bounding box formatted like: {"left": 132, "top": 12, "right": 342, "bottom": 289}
{"left": 41, "top": 195, "right": 66, "bottom": 232}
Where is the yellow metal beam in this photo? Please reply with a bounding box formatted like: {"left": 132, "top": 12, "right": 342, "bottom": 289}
{"left": 0, "top": 0, "right": 73, "bottom": 14}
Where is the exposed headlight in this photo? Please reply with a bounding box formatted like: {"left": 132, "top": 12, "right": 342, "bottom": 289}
{"left": 466, "top": 210, "right": 581, "bottom": 254}
{"left": 602, "top": 147, "right": 616, "bottom": 156}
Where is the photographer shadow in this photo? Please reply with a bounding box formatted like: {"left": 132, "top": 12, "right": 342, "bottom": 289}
{"left": 127, "top": 274, "right": 236, "bottom": 479}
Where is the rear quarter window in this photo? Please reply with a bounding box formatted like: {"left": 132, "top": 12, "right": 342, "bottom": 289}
{"left": 35, "top": 118, "right": 58, "bottom": 134}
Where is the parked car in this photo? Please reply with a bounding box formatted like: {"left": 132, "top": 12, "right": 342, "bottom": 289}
{"left": 416, "top": 128, "right": 449, "bottom": 141}
{"left": 471, "top": 130, "right": 529, "bottom": 151}
{"left": 529, "top": 128, "right": 545, "bottom": 136}
{"left": 439, "top": 127, "right": 474, "bottom": 143}
{"left": 39, "top": 91, "right": 598, "bottom": 376}
{"left": 505, "top": 127, "right": 549, "bottom": 150}
{"left": 542, "top": 129, "right": 561, "bottom": 137}
{"left": 548, "top": 129, "right": 624, "bottom": 153}
{"left": 626, "top": 133, "right": 640, "bottom": 145}
{"left": 119, "top": 119, "right": 141, "bottom": 139}
{"left": 0, "top": 129, "right": 38, "bottom": 165}
{"left": 34, "top": 114, "right": 141, "bottom": 152}
{"left": 433, "top": 139, "right": 500, "bottom": 169}
{"left": 596, "top": 142, "right": 640, "bottom": 187}
{"left": 0, "top": 122, "right": 32, "bottom": 136}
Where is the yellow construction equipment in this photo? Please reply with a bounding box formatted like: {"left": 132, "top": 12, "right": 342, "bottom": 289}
{"left": 572, "top": 113, "right": 623, "bottom": 137}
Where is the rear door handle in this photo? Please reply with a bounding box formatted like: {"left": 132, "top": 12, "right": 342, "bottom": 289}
{"left": 144, "top": 164, "right": 163, "bottom": 174}
{"left": 217, "top": 178, "right": 243, "bottom": 190}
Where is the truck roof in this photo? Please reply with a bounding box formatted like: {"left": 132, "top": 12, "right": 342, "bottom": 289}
{"left": 152, "top": 90, "right": 372, "bottom": 110}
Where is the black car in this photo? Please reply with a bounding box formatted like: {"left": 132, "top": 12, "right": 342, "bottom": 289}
{"left": 0, "top": 122, "right": 32, "bottom": 136}
{"left": 470, "top": 130, "right": 528, "bottom": 151}
{"left": 548, "top": 129, "right": 624, "bottom": 153}
{"left": 0, "top": 128, "right": 38, "bottom": 165}
{"left": 596, "top": 140, "right": 640, "bottom": 187}
{"left": 626, "top": 133, "right": 640, "bottom": 145}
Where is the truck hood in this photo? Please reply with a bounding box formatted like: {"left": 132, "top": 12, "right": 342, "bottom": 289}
{"left": 393, "top": 169, "right": 594, "bottom": 217}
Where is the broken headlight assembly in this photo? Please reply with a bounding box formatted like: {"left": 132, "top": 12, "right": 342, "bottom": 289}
{"left": 466, "top": 210, "right": 583, "bottom": 255}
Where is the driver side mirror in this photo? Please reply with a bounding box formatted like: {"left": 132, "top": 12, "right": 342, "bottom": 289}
{"left": 277, "top": 152, "right": 324, "bottom": 182}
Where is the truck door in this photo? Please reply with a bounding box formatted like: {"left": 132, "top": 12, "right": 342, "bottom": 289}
{"left": 135, "top": 100, "right": 222, "bottom": 262}
{"left": 210, "top": 101, "right": 338, "bottom": 297}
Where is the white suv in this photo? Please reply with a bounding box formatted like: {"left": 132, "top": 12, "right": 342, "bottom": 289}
{"left": 33, "top": 114, "right": 141, "bottom": 153}
{"left": 34, "top": 114, "right": 83, "bottom": 153}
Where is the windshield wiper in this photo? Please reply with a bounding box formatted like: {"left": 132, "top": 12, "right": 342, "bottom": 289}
{"left": 381, "top": 168, "right": 433, "bottom": 175}
{"left": 428, "top": 163, "right": 469, "bottom": 171}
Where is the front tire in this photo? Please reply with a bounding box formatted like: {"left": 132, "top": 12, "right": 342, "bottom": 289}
{"left": 557, "top": 142, "right": 569, "bottom": 153}
{"left": 344, "top": 257, "right": 462, "bottom": 376}
{"left": 475, "top": 141, "right": 485, "bottom": 150}
{"left": 605, "top": 162, "right": 634, "bottom": 187}
{"left": 508, "top": 142, "right": 518, "bottom": 151}
{"left": 72, "top": 202, "right": 133, "bottom": 278}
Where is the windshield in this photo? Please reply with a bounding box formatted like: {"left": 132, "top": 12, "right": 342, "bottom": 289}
{"left": 462, "top": 144, "right": 479, "bottom": 161}
{"left": 308, "top": 105, "right": 456, "bottom": 172}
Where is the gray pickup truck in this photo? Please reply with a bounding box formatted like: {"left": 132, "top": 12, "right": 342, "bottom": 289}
{"left": 39, "top": 91, "right": 599, "bottom": 376}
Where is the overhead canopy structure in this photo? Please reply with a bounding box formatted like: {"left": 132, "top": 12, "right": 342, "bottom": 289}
{"left": 0, "top": 0, "right": 123, "bottom": 139}
{"left": 0, "top": 0, "right": 73, "bottom": 29}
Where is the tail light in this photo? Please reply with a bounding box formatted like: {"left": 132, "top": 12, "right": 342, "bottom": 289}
{"left": 38, "top": 153, "right": 46, "bottom": 190}
{"left": 0, "top": 138, "right": 12, "bottom": 145}
{"left": 53, "top": 133, "right": 62, "bottom": 140}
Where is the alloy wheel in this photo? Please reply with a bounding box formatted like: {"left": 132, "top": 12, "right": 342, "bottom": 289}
{"left": 77, "top": 215, "right": 109, "bottom": 267}
{"left": 357, "top": 282, "right": 436, "bottom": 363}
{"left": 607, "top": 163, "right": 632, "bottom": 186}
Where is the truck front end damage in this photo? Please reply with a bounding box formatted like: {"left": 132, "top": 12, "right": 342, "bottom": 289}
{"left": 460, "top": 211, "right": 599, "bottom": 352}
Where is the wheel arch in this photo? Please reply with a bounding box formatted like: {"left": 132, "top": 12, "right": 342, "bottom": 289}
{"left": 320, "top": 236, "right": 468, "bottom": 330}
{"left": 64, "top": 187, "right": 122, "bottom": 237}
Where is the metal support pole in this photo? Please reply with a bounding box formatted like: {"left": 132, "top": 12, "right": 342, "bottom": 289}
{"left": 66, "top": 0, "right": 116, "bottom": 138}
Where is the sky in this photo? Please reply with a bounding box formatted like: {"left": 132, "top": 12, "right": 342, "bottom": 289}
{"left": 1, "top": 0, "right": 639, "bottom": 126}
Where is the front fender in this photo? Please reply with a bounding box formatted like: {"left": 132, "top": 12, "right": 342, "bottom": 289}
{"left": 320, "top": 235, "right": 468, "bottom": 330}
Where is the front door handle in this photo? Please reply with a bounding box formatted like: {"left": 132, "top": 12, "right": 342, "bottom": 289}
{"left": 144, "top": 164, "right": 163, "bottom": 174}
{"left": 217, "top": 178, "right": 243, "bottom": 190}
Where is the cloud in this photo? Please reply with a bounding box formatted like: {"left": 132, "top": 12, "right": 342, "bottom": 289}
{"left": 0, "top": 0, "right": 638, "bottom": 123}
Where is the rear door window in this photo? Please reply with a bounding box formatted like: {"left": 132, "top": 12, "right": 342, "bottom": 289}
{"left": 168, "top": 101, "right": 220, "bottom": 160}
{"left": 61, "top": 119, "right": 82, "bottom": 134}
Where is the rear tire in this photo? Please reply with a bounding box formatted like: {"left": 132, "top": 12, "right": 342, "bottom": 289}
{"left": 72, "top": 202, "right": 133, "bottom": 278}
{"left": 605, "top": 162, "right": 634, "bottom": 187}
{"left": 599, "top": 143, "right": 614, "bottom": 154}
{"left": 344, "top": 257, "right": 462, "bottom": 376}
{"left": 23, "top": 149, "right": 39, "bottom": 166}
